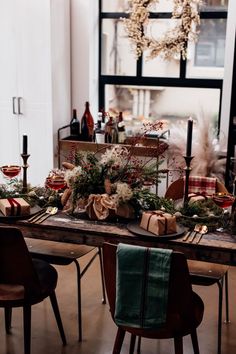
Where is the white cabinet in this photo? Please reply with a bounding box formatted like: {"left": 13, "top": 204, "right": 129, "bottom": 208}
{"left": 0, "top": 0, "right": 71, "bottom": 185}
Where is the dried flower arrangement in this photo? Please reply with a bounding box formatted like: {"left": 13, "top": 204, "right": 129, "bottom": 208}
{"left": 124, "top": 0, "right": 201, "bottom": 60}
{"left": 62, "top": 143, "right": 167, "bottom": 218}
{"left": 167, "top": 112, "right": 226, "bottom": 182}
{"left": 60, "top": 121, "right": 172, "bottom": 219}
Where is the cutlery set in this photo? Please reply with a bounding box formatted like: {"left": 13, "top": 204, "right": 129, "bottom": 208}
{"left": 28, "top": 206, "right": 58, "bottom": 224}
{"left": 183, "top": 224, "right": 208, "bottom": 244}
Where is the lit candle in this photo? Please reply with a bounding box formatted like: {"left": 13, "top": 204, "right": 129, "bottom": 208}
{"left": 186, "top": 118, "right": 193, "bottom": 157}
{"left": 23, "top": 135, "right": 28, "bottom": 155}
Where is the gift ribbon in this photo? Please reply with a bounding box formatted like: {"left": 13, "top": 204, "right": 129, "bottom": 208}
{"left": 7, "top": 198, "right": 21, "bottom": 216}
{"left": 146, "top": 211, "right": 168, "bottom": 234}
{"left": 188, "top": 192, "right": 208, "bottom": 200}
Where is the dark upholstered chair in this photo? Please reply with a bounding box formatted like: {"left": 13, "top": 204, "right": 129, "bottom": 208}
{"left": 25, "top": 238, "right": 106, "bottom": 341}
{"left": 102, "top": 242, "right": 204, "bottom": 354}
{"left": 165, "top": 178, "right": 229, "bottom": 354}
{"left": 0, "top": 226, "right": 66, "bottom": 354}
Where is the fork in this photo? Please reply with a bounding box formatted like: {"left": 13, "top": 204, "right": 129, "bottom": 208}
{"left": 35, "top": 207, "right": 58, "bottom": 223}
{"left": 27, "top": 208, "right": 46, "bottom": 223}
{"left": 182, "top": 224, "right": 202, "bottom": 242}
{"left": 188, "top": 224, "right": 202, "bottom": 243}
{"left": 28, "top": 207, "right": 53, "bottom": 223}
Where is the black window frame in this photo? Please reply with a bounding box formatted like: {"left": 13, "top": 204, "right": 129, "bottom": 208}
{"left": 98, "top": 1, "right": 228, "bottom": 132}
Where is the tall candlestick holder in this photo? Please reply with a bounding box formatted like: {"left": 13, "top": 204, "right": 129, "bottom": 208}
{"left": 183, "top": 155, "right": 194, "bottom": 206}
{"left": 21, "top": 154, "right": 30, "bottom": 193}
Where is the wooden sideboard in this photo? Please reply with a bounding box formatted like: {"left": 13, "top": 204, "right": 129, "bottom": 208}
{"left": 57, "top": 138, "right": 168, "bottom": 168}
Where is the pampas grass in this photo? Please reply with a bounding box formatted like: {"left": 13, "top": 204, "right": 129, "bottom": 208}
{"left": 167, "top": 112, "right": 226, "bottom": 182}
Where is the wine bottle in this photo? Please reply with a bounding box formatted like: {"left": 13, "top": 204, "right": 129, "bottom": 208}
{"left": 70, "top": 109, "right": 80, "bottom": 137}
{"left": 94, "top": 112, "right": 105, "bottom": 143}
{"left": 111, "top": 116, "right": 118, "bottom": 144}
{"left": 117, "top": 111, "right": 126, "bottom": 143}
{"left": 81, "top": 101, "right": 94, "bottom": 141}
{"left": 105, "top": 115, "right": 113, "bottom": 143}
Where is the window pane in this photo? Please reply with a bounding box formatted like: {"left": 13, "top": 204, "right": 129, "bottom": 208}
{"left": 102, "top": 0, "right": 130, "bottom": 12}
{"left": 186, "top": 19, "right": 226, "bottom": 78}
{"left": 105, "top": 84, "right": 220, "bottom": 136}
{"left": 142, "top": 19, "right": 180, "bottom": 77}
{"left": 148, "top": 0, "right": 174, "bottom": 12}
{"left": 200, "top": 0, "right": 228, "bottom": 11}
{"left": 101, "top": 19, "right": 137, "bottom": 76}
{"left": 101, "top": 0, "right": 175, "bottom": 12}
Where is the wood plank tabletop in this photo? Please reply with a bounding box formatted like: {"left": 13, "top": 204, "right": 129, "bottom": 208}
{"left": 2, "top": 211, "right": 236, "bottom": 266}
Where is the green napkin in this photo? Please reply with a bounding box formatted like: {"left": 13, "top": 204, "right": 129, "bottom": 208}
{"left": 115, "top": 243, "right": 172, "bottom": 329}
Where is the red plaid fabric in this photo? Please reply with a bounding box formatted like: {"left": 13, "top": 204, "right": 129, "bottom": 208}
{"left": 185, "top": 176, "right": 217, "bottom": 196}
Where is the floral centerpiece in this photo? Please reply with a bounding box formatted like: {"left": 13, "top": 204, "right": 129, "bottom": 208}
{"left": 62, "top": 143, "right": 169, "bottom": 220}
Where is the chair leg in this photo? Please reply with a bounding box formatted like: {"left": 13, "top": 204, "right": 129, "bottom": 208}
{"left": 98, "top": 246, "right": 107, "bottom": 304}
{"left": 129, "top": 334, "right": 136, "bottom": 354}
{"left": 73, "top": 247, "right": 107, "bottom": 342}
{"left": 137, "top": 336, "right": 141, "bottom": 353}
{"left": 174, "top": 337, "right": 183, "bottom": 354}
{"left": 113, "top": 327, "right": 126, "bottom": 354}
{"left": 224, "top": 271, "right": 230, "bottom": 323}
{"left": 191, "top": 329, "right": 200, "bottom": 354}
{"left": 23, "top": 305, "right": 31, "bottom": 354}
{"left": 217, "top": 280, "right": 223, "bottom": 354}
{"left": 5, "top": 307, "right": 12, "bottom": 334}
{"left": 49, "top": 291, "right": 67, "bottom": 346}
{"left": 74, "top": 260, "right": 82, "bottom": 342}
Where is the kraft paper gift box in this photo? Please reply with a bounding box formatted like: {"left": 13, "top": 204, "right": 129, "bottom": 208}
{"left": 188, "top": 193, "right": 207, "bottom": 204}
{"left": 0, "top": 198, "right": 30, "bottom": 216}
{"left": 140, "top": 210, "right": 177, "bottom": 236}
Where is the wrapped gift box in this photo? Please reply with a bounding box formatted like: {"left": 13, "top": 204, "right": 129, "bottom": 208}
{"left": 188, "top": 193, "right": 207, "bottom": 204}
{"left": 140, "top": 210, "right": 177, "bottom": 236}
{"left": 0, "top": 198, "right": 30, "bottom": 216}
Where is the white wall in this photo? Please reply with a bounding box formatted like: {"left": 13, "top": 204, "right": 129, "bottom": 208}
{"left": 220, "top": 0, "right": 236, "bottom": 150}
{"left": 51, "top": 0, "right": 71, "bottom": 165}
{"left": 70, "top": 0, "right": 98, "bottom": 120}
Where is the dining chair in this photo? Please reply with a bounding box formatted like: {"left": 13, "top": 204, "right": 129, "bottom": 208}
{"left": 165, "top": 177, "right": 229, "bottom": 354}
{"left": 102, "top": 242, "right": 204, "bottom": 354}
{"left": 25, "top": 238, "right": 106, "bottom": 342}
{"left": 0, "top": 226, "right": 66, "bottom": 354}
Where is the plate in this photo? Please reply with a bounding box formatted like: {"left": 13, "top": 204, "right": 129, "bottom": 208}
{"left": 0, "top": 205, "right": 42, "bottom": 221}
{"left": 127, "top": 221, "right": 186, "bottom": 240}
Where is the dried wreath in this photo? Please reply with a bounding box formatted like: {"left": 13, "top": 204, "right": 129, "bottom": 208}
{"left": 124, "top": 0, "right": 201, "bottom": 60}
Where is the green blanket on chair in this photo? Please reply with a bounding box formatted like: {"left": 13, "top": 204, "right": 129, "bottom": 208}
{"left": 115, "top": 243, "right": 172, "bottom": 329}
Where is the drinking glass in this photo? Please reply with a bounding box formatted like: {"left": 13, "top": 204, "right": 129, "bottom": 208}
{"left": 212, "top": 192, "right": 235, "bottom": 232}
{"left": 45, "top": 176, "right": 67, "bottom": 191}
{"left": 0, "top": 165, "right": 21, "bottom": 191}
{"left": 44, "top": 169, "right": 67, "bottom": 209}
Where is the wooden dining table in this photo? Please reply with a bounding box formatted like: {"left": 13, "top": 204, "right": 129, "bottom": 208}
{"left": 2, "top": 211, "right": 236, "bottom": 267}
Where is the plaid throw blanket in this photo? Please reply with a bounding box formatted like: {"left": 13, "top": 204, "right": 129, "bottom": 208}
{"left": 115, "top": 243, "right": 172, "bottom": 329}
{"left": 185, "top": 176, "right": 217, "bottom": 196}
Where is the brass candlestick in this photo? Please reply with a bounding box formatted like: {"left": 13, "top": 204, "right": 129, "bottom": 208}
{"left": 183, "top": 155, "right": 194, "bottom": 205}
{"left": 21, "top": 154, "right": 30, "bottom": 193}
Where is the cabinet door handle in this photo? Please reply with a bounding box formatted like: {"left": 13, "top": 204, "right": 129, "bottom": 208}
{"left": 12, "top": 97, "right": 17, "bottom": 114}
{"left": 18, "top": 97, "right": 23, "bottom": 115}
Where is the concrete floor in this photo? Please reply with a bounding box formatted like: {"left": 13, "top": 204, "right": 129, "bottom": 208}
{"left": 1, "top": 251, "right": 236, "bottom": 354}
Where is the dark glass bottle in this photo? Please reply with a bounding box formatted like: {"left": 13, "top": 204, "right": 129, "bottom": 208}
{"left": 117, "top": 111, "right": 126, "bottom": 143}
{"left": 80, "top": 102, "right": 94, "bottom": 141}
{"left": 111, "top": 116, "right": 118, "bottom": 143}
{"left": 105, "top": 115, "right": 113, "bottom": 143}
{"left": 70, "top": 109, "right": 80, "bottom": 137}
{"left": 94, "top": 112, "right": 105, "bottom": 143}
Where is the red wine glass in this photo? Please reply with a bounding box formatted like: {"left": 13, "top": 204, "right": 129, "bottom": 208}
{"left": 1, "top": 165, "right": 21, "bottom": 179}
{"left": 212, "top": 193, "right": 235, "bottom": 232}
{"left": 1, "top": 165, "right": 21, "bottom": 191}
{"left": 45, "top": 176, "right": 67, "bottom": 191}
